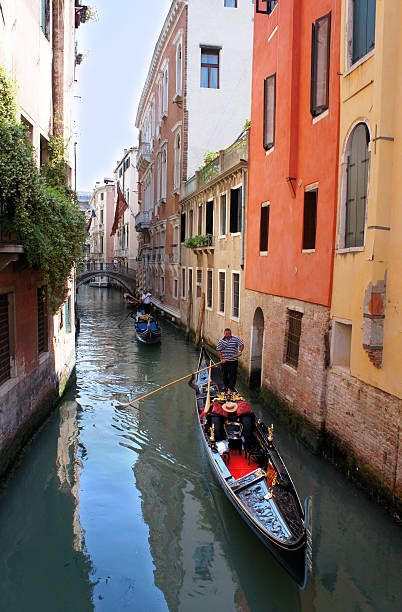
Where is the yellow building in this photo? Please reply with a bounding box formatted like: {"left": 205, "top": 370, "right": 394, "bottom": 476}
{"left": 327, "top": 0, "right": 401, "bottom": 511}
{"left": 179, "top": 130, "right": 249, "bottom": 350}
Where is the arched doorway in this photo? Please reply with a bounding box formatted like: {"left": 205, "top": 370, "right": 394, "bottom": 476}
{"left": 250, "top": 308, "right": 264, "bottom": 387}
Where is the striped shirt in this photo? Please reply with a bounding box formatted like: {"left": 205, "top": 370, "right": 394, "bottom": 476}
{"left": 216, "top": 336, "right": 244, "bottom": 361}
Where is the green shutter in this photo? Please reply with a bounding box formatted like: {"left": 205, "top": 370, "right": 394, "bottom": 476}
{"left": 345, "top": 124, "right": 369, "bottom": 248}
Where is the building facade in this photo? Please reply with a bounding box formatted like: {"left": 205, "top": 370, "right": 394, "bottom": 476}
{"left": 135, "top": 0, "right": 253, "bottom": 317}
{"left": 113, "top": 148, "right": 139, "bottom": 269}
{"left": 180, "top": 129, "right": 248, "bottom": 345}
{"left": 326, "top": 0, "right": 401, "bottom": 509}
{"left": 87, "top": 180, "right": 116, "bottom": 285}
{"left": 0, "top": 0, "right": 85, "bottom": 480}
{"left": 245, "top": 0, "right": 341, "bottom": 440}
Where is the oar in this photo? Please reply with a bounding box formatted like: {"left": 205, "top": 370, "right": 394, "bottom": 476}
{"left": 121, "top": 359, "right": 225, "bottom": 408}
{"left": 203, "top": 361, "right": 213, "bottom": 415}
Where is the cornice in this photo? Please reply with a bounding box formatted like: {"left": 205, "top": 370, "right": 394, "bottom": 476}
{"left": 135, "top": 0, "right": 186, "bottom": 128}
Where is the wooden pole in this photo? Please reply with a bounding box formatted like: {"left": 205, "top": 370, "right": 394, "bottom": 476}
{"left": 122, "top": 359, "right": 224, "bottom": 407}
{"left": 185, "top": 287, "right": 192, "bottom": 339}
{"left": 195, "top": 292, "right": 205, "bottom": 346}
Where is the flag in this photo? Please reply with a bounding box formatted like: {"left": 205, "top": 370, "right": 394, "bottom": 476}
{"left": 110, "top": 187, "right": 128, "bottom": 236}
{"left": 86, "top": 209, "right": 96, "bottom": 232}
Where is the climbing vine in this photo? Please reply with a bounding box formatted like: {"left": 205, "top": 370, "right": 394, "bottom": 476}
{"left": 0, "top": 67, "right": 87, "bottom": 312}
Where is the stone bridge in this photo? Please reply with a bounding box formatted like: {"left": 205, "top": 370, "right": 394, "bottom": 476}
{"left": 76, "top": 261, "right": 137, "bottom": 295}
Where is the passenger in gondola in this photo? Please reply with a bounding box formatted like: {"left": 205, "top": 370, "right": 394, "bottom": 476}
{"left": 216, "top": 328, "right": 244, "bottom": 392}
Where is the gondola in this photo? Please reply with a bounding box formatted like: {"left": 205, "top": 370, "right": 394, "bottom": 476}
{"left": 134, "top": 311, "right": 161, "bottom": 344}
{"left": 194, "top": 346, "right": 312, "bottom": 588}
{"left": 123, "top": 292, "right": 139, "bottom": 309}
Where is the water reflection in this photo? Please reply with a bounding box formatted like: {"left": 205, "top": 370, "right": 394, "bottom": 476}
{"left": 0, "top": 285, "right": 400, "bottom": 612}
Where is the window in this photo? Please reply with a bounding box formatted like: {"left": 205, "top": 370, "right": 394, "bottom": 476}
{"left": 0, "top": 293, "right": 11, "bottom": 384}
{"left": 230, "top": 187, "right": 242, "bottom": 233}
{"left": 37, "top": 287, "right": 48, "bottom": 355}
{"left": 161, "top": 146, "right": 167, "bottom": 200}
{"left": 260, "top": 203, "right": 270, "bottom": 252}
{"left": 99, "top": 236, "right": 104, "bottom": 253}
{"left": 201, "top": 48, "right": 220, "bottom": 89}
{"left": 220, "top": 194, "right": 227, "bottom": 235}
{"left": 181, "top": 267, "right": 186, "bottom": 298}
{"left": 173, "top": 278, "right": 178, "bottom": 299}
{"left": 189, "top": 209, "right": 194, "bottom": 237}
{"left": 256, "top": 0, "right": 277, "bottom": 14}
{"left": 206, "top": 200, "right": 214, "bottom": 236}
{"left": 331, "top": 320, "right": 352, "bottom": 368}
{"left": 176, "top": 44, "right": 182, "bottom": 94}
{"left": 303, "top": 189, "right": 317, "bottom": 250}
{"left": 65, "top": 296, "right": 72, "bottom": 334}
{"left": 285, "top": 310, "right": 302, "bottom": 369}
{"left": 345, "top": 123, "right": 370, "bottom": 248}
{"left": 231, "top": 272, "right": 240, "bottom": 319}
{"left": 224, "top": 0, "right": 237, "bottom": 6}
{"left": 181, "top": 213, "right": 186, "bottom": 242}
{"left": 311, "top": 13, "right": 331, "bottom": 117}
{"left": 206, "top": 270, "right": 213, "bottom": 309}
{"left": 188, "top": 268, "right": 193, "bottom": 298}
{"left": 263, "top": 74, "right": 276, "bottom": 150}
{"left": 41, "top": 0, "right": 50, "bottom": 39}
{"left": 163, "top": 68, "right": 169, "bottom": 114}
{"left": 174, "top": 131, "right": 181, "bottom": 191}
{"left": 100, "top": 210, "right": 104, "bottom": 224}
{"left": 158, "top": 80, "right": 163, "bottom": 120}
{"left": 160, "top": 276, "right": 165, "bottom": 295}
{"left": 218, "top": 271, "right": 226, "bottom": 314}
{"left": 157, "top": 153, "right": 161, "bottom": 202}
{"left": 196, "top": 269, "right": 203, "bottom": 298}
{"left": 100, "top": 192, "right": 104, "bottom": 200}
{"left": 198, "top": 204, "right": 203, "bottom": 235}
{"left": 353, "top": 0, "right": 376, "bottom": 64}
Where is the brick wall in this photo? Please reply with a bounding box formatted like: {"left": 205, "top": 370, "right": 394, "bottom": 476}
{"left": 326, "top": 367, "right": 401, "bottom": 511}
{"left": 244, "top": 291, "right": 329, "bottom": 431}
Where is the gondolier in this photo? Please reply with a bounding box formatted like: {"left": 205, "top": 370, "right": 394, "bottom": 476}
{"left": 216, "top": 328, "right": 244, "bottom": 391}
{"left": 141, "top": 291, "right": 152, "bottom": 314}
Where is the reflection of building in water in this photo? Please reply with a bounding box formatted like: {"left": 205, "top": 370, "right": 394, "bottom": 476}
{"left": 56, "top": 400, "right": 84, "bottom": 552}
{"left": 134, "top": 457, "right": 184, "bottom": 611}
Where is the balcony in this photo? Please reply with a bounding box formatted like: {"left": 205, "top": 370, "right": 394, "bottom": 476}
{"left": 135, "top": 210, "right": 152, "bottom": 232}
{"left": 136, "top": 142, "right": 151, "bottom": 173}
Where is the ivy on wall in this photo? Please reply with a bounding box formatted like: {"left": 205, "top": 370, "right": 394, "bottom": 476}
{"left": 0, "top": 68, "right": 87, "bottom": 312}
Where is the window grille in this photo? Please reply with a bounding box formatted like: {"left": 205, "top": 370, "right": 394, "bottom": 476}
{"left": 232, "top": 273, "right": 240, "bottom": 318}
{"left": 0, "top": 293, "right": 10, "bottom": 384}
{"left": 285, "top": 310, "right": 302, "bottom": 368}
{"left": 207, "top": 270, "right": 213, "bottom": 308}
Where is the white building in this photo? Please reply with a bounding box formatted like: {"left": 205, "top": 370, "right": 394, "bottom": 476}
{"left": 113, "top": 147, "right": 139, "bottom": 269}
{"left": 87, "top": 180, "right": 116, "bottom": 286}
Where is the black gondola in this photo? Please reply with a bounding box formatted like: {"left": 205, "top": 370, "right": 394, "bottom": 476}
{"left": 194, "top": 346, "right": 312, "bottom": 588}
{"left": 134, "top": 311, "right": 161, "bottom": 344}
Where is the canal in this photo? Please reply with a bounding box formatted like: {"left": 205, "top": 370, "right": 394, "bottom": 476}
{"left": 0, "top": 286, "right": 401, "bottom": 611}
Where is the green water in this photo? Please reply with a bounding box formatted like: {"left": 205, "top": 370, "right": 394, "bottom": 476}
{"left": 0, "top": 286, "right": 400, "bottom": 611}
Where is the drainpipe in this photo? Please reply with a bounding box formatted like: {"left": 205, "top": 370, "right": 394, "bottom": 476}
{"left": 241, "top": 167, "right": 247, "bottom": 270}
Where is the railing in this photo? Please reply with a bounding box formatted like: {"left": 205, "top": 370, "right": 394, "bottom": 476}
{"left": 184, "top": 175, "right": 197, "bottom": 197}
{"left": 136, "top": 142, "right": 151, "bottom": 171}
{"left": 198, "top": 157, "right": 220, "bottom": 188}
{"left": 79, "top": 259, "right": 138, "bottom": 278}
{"left": 183, "top": 129, "right": 249, "bottom": 197}
{"left": 135, "top": 209, "right": 152, "bottom": 230}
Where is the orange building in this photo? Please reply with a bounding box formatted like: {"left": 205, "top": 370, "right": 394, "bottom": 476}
{"left": 244, "top": 0, "right": 340, "bottom": 439}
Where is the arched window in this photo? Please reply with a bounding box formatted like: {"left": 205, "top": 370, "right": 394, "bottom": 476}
{"left": 344, "top": 123, "right": 370, "bottom": 248}
{"left": 176, "top": 44, "right": 182, "bottom": 94}
{"left": 174, "top": 132, "right": 181, "bottom": 190}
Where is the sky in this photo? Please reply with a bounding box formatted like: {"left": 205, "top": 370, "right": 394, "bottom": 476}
{"left": 74, "top": 0, "right": 172, "bottom": 192}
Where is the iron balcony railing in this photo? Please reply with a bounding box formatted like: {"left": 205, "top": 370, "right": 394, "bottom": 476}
{"left": 135, "top": 209, "right": 152, "bottom": 231}
{"left": 136, "top": 142, "right": 151, "bottom": 172}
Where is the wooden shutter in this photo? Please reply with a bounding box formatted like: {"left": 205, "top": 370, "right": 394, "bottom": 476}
{"left": 180, "top": 213, "right": 186, "bottom": 242}
{"left": 346, "top": 124, "right": 369, "bottom": 247}
{"left": 353, "top": 0, "right": 376, "bottom": 63}
{"left": 0, "top": 293, "right": 10, "bottom": 384}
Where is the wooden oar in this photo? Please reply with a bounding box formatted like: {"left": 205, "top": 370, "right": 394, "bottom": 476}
{"left": 122, "top": 359, "right": 225, "bottom": 407}
{"left": 203, "top": 361, "right": 212, "bottom": 415}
